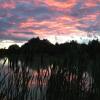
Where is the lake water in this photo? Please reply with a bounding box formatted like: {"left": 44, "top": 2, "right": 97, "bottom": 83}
{"left": 0, "top": 58, "right": 94, "bottom": 100}
{"left": 0, "top": 58, "right": 52, "bottom": 100}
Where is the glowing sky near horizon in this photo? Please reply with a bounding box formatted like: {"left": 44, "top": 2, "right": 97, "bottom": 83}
{"left": 0, "top": 0, "right": 100, "bottom": 48}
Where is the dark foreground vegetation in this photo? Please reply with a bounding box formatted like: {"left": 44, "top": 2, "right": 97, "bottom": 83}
{"left": 0, "top": 37, "right": 100, "bottom": 100}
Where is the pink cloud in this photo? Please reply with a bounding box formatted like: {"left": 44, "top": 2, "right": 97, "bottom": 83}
{"left": 0, "top": 0, "right": 99, "bottom": 43}
{"left": 0, "top": 1, "right": 15, "bottom": 9}
{"left": 18, "top": 15, "right": 86, "bottom": 39}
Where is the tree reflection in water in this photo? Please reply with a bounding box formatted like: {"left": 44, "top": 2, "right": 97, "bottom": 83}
{"left": 0, "top": 57, "right": 97, "bottom": 100}
{"left": 0, "top": 38, "right": 100, "bottom": 100}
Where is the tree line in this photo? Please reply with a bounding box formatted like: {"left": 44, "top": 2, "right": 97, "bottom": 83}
{"left": 0, "top": 37, "right": 100, "bottom": 100}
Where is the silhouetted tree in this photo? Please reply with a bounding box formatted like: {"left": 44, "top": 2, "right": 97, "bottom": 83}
{"left": 0, "top": 37, "right": 100, "bottom": 100}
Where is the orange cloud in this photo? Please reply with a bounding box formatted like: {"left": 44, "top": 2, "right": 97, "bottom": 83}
{"left": 84, "top": 0, "right": 100, "bottom": 7}
{"left": 41, "top": 0, "right": 78, "bottom": 11}
{"left": 43, "top": 0, "right": 77, "bottom": 8}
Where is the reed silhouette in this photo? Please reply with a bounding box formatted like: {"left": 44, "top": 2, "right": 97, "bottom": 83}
{"left": 0, "top": 37, "right": 100, "bottom": 100}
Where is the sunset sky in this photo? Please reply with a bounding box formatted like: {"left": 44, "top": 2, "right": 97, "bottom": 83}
{"left": 0, "top": 0, "right": 100, "bottom": 48}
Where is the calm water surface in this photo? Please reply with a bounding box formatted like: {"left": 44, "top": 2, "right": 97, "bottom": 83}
{"left": 0, "top": 58, "right": 94, "bottom": 100}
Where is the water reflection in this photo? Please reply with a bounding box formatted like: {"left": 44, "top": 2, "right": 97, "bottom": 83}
{"left": 0, "top": 57, "right": 96, "bottom": 100}
{"left": 0, "top": 58, "right": 51, "bottom": 100}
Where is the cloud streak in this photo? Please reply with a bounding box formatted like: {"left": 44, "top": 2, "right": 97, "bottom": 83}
{"left": 0, "top": 0, "right": 100, "bottom": 43}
